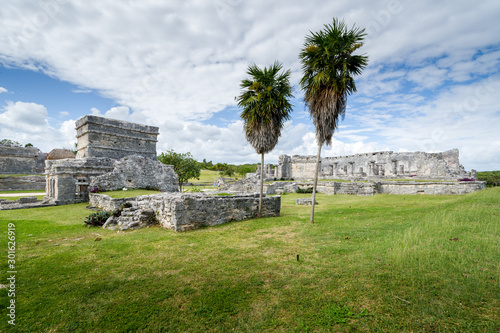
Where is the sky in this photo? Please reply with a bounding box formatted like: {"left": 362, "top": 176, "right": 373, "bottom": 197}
{"left": 0, "top": 0, "right": 499, "bottom": 171}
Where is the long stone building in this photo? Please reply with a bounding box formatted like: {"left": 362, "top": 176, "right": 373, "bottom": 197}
{"left": 275, "top": 149, "right": 474, "bottom": 181}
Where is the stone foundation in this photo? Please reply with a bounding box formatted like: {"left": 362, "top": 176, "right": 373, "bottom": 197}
{"left": 261, "top": 180, "right": 485, "bottom": 196}
{"left": 376, "top": 181, "right": 486, "bottom": 195}
{"left": 90, "top": 192, "right": 281, "bottom": 232}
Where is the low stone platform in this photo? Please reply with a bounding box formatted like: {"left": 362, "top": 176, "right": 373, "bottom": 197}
{"left": 90, "top": 192, "right": 281, "bottom": 232}
{"left": 0, "top": 196, "right": 56, "bottom": 210}
{"left": 261, "top": 180, "right": 486, "bottom": 196}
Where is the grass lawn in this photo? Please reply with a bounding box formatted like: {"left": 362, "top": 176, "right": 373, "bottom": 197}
{"left": 0, "top": 190, "right": 46, "bottom": 201}
{"left": 189, "top": 170, "right": 222, "bottom": 183}
{"left": 0, "top": 188, "right": 498, "bottom": 332}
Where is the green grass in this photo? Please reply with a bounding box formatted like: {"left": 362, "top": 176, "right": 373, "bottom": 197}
{"left": 0, "top": 188, "right": 499, "bottom": 332}
{"left": 0, "top": 190, "right": 45, "bottom": 201}
{"left": 0, "top": 190, "right": 45, "bottom": 194}
{"left": 0, "top": 174, "right": 40, "bottom": 178}
{"left": 100, "top": 189, "right": 162, "bottom": 199}
{"left": 189, "top": 170, "right": 223, "bottom": 183}
{"left": 0, "top": 195, "right": 45, "bottom": 201}
{"left": 477, "top": 171, "right": 500, "bottom": 187}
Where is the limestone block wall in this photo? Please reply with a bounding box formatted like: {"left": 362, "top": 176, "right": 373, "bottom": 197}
{"left": 0, "top": 175, "right": 45, "bottom": 191}
{"left": 75, "top": 115, "right": 159, "bottom": 160}
{"left": 90, "top": 192, "right": 281, "bottom": 232}
{"left": 376, "top": 181, "right": 486, "bottom": 195}
{"left": 278, "top": 149, "right": 470, "bottom": 181}
{"left": 0, "top": 146, "right": 41, "bottom": 174}
{"left": 45, "top": 157, "right": 115, "bottom": 204}
{"left": 89, "top": 155, "right": 178, "bottom": 192}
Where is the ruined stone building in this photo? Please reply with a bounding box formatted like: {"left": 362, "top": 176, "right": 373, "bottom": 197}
{"left": 45, "top": 115, "right": 178, "bottom": 204}
{"left": 275, "top": 149, "right": 474, "bottom": 181}
{"left": 0, "top": 145, "right": 45, "bottom": 174}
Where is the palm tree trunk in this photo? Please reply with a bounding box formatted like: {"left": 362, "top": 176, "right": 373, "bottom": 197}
{"left": 310, "top": 144, "right": 322, "bottom": 223}
{"left": 258, "top": 152, "right": 264, "bottom": 218}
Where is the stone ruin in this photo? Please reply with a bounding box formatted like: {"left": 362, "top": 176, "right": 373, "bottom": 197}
{"left": 45, "top": 115, "right": 178, "bottom": 205}
{"left": 274, "top": 149, "right": 475, "bottom": 181}
{"left": 0, "top": 145, "right": 46, "bottom": 174}
{"left": 223, "top": 148, "right": 485, "bottom": 196}
{"left": 40, "top": 115, "right": 281, "bottom": 231}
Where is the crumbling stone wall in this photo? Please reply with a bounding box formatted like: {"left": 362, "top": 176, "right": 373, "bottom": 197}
{"left": 75, "top": 115, "right": 159, "bottom": 160}
{"left": 0, "top": 175, "right": 45, "bottom": 191}
{"left": 0, "top": 146, "right": 42, "bottom": 174}
{"left": 89, "top": 192, "right": 281, "bottom": 232}
{"left": 277, "top": 149, "right": 472, "bottom": 181}
{"left": 89, "top": 155, "right": 178, "bottom": 192}
{"left": 45, "top": 157, "right": 115, "bottom": 204}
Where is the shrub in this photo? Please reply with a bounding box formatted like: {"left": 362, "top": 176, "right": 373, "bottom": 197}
{"left": 84, "top": 211, "right": 112, "bottom": 227}
{"left": 458, "top": 178, "right": 475, "bottom": 182}
{"left": 112, "top": 202, "right": 133, "bottom": 217}
{"left": 476, "top": 171, "right": 500, "bottom": 187}
{"left": 297, "top": 187, "right": 313, "bottom": 193}
{"left": 89, "top": 186, "right": 105, "bottom": 193}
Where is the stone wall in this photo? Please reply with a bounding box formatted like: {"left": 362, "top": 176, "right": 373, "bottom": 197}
{"left": 277, "top": 149, "right": 472, "bottom": 181}
{"left": 45, "top": 157, "right": 115, "bottom": 204}
{"left": 89, "top": 155, "right": 178, "bottom": 192}
{"left": 0, "top": 146, "right": 42, "bottom": 174}
{"left": 258, "top": 180, "right": 485, "bottom": 196}
{"left": 377, "top": 181, "right": 486, "bottom": 195}
{"left": 0, "top": 175, "right": 45, "bottom": 191}
{"left": 75, "top": 115, "right": 159, "bottom": 160}
{"left": 90, "top": 192, "right": 281, "bottom": 232}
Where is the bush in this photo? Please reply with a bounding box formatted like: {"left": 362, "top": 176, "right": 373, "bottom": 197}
{"left": 458, "top": 178, "right": 475, "bottom": 182}
{"left": 477, "top": 171, "right": 500, "bottom": 187}
{"left": 112, "top": 202, "right": 133, "bottom": 217}
{"left": 84, "top": 211, "right": 112, "bottom": 227}
{"left": 89, "top": 186, "right": 105, "bottom": 193}
{"left": 297, "top": 187, "right": 313, "bottom": 193}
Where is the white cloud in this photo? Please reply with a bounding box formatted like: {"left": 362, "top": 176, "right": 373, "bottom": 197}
{"left": 0, "top": 101, "right": 75, "bottom": 150}
{"left": 0, "top": 87, "right": 7, "bottom": 94}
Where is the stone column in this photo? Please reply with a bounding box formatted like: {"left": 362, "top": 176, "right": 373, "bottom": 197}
{"left": 392, "top": 160, "right": 398, "bottom": 176}
{"left": 333, "top": 163, "right": 338, "bottom": 177}
{"left": 349, "top": 162, "right": 355, "bottom": 176}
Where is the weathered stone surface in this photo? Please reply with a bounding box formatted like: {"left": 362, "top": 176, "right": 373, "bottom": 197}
{"left": 89, "top": 155, "right": 178, "bottom": 192}
{"left": 91, "top": 192, "right": 281, "bottom": 232}
{"left": 103, "top": 208, "right": 157, "bottom": 231}
{"left": 0, "top": 146, "right": 42, "bottom": 174}
{"left": 376, "top": 181, "right": 486, "bottom": 195}
{"left": 0, "top": 175, "right": 45, "bottom": 191}
{"left": 0, "top": 197, "right": 56, "bottom": 210}
{"left": 229, "top": 179, "right": 485, "bottom": 196}
{"left": 45, "top": 157, "right": 115, "bottom": 204}
{"left": 277, "top": 149, "right": 472, "bottom": 181}
{"left": 75, "top": 115, "right": 158, "bottom": 160}
{"left": 296, "top": 198, "right": 317, "bottom": 205}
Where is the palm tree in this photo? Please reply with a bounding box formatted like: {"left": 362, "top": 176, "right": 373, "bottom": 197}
{"left": 237, "top": 61, "right": 293, "bottom": 217}
{"left": 299, "top": 18, "right": 368, "bottom": 223}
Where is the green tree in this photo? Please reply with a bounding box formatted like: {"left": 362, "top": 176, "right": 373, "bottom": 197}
{"left": 158, "top": 149, "right": 201, "bottom": 192}
{"left": 299, "top": 18, "right": 368, "bottom": 223}
{"left": 0, "top": 139, "right": 22, "bottom": 147}
{"left": 237, "top": 61, "right": 293, "bottom": 217}
{"left": 24, "top": 143, "right": 33, "bottom": 147}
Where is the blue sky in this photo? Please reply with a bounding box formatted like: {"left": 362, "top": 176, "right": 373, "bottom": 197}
{"left": 0, "top": 0, "right": 499, "bottom": 171}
